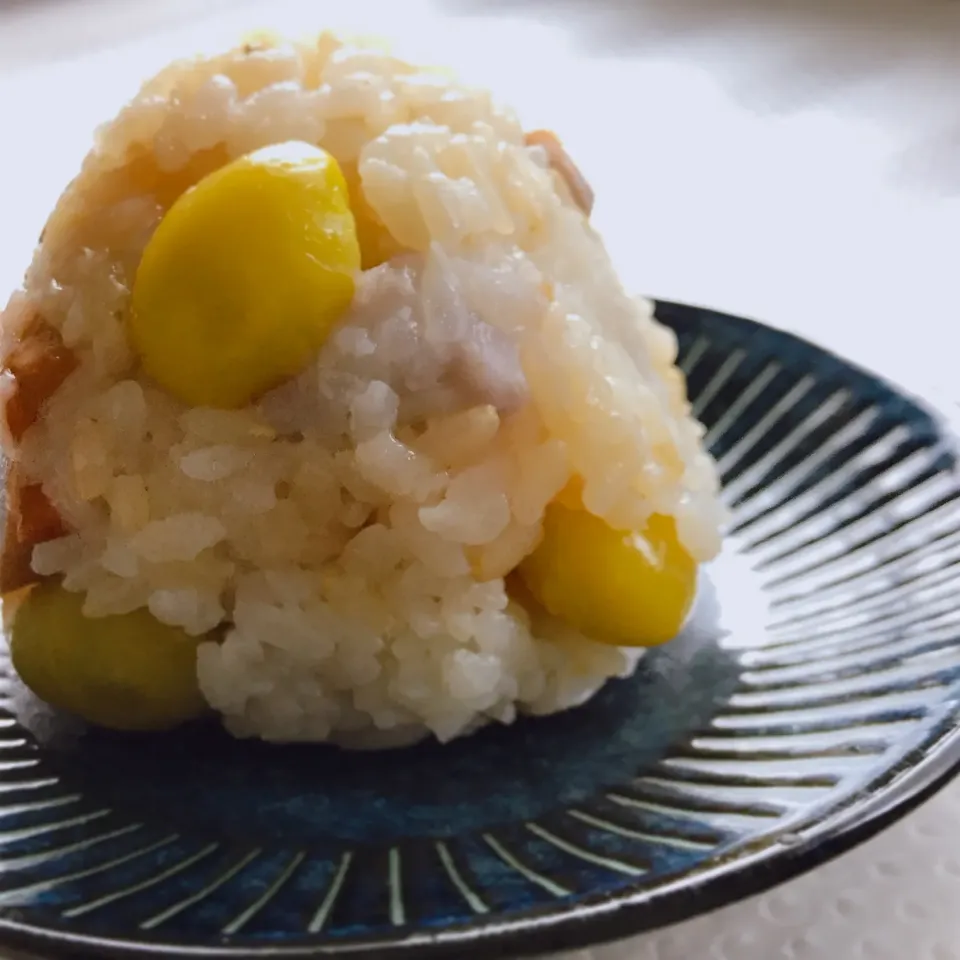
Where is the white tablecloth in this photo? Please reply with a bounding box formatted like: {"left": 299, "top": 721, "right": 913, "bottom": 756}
{"left": 0, "top": 1, "right": 958, "bottom": 957}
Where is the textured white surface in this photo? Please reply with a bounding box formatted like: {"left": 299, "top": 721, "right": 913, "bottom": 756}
{"left": 553, "top": 787, "right": 960, "bottom": 960}
{"left": 0, "top": 1, "right": 959, "bottom": 957}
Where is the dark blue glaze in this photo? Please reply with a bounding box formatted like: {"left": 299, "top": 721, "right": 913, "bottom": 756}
{"left": 0, "top": 301, "right": 957, "bottom": 960}
{"left": 34, "top": 577, "right": 734, "bottom": 848}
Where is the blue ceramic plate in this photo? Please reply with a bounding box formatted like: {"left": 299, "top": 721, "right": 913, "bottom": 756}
{"left": 1, "top": 301, "right": 960, "bottom": 960}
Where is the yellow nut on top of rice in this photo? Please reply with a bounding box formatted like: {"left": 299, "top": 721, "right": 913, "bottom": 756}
{"left": 0, "top": 29, "right": 724, "bottom": 748}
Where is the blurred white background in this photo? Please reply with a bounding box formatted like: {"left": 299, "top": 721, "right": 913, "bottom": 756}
{"left": 0, "top": 1, "right": 959, "bottom": 957}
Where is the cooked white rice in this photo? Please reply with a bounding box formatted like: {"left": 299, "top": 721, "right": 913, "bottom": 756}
{"left": 0, "top": 30, "right": 723, "bottom": 747}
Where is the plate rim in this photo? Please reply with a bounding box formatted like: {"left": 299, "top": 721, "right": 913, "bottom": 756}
{"left": 2, "top": 299, "right": 959, "bottom": 960}
{"left": 1, "top": 726, "right": 959, "bottom": 960}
